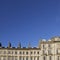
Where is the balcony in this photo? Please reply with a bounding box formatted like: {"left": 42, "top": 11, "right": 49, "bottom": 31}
{"left": 48, "top": 53, "right": 52, "bottom": 55}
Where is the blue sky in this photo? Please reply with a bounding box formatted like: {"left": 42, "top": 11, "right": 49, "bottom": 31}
{"left": 0, "top": 0, "right": 60, "bottom": 47}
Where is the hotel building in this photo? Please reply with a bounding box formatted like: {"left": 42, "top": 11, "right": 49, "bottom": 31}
{"left": 0, "top": 36, "right": 60, "bottom": 60}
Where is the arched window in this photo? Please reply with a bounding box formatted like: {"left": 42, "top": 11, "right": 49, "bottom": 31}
{"left": 37, "top": 57, "right": 39, "bottom": 60}
{"left": 19, "top": 56, "right": 22, "bottom": 60}
{"left": 23, "top": 57, "right": 25, "bottom": 60}
{"left": 43, "top": 56, "right": 46, "bottom": 60}
{"left": 30, "top": 57, "right": 32, "bottom": 60}
{"left": 58, "top": 56, "right": 59, "bottom": 60}
{"left": 49, "top": 56, "right": 52, "bottom": 60}
{"left": 0, "top": 56, "right": 1, "bottom": 60}
{"left": 26, "top": 56, "right": 28, "bottom": 60}
{"left": 56, "top": 49, "right": 58, "bottom": 54}
{"left": 34, "top": 57, "right": 36, "bottom": 60}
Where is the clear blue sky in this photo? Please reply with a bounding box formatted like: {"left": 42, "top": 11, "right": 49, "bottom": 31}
{"left": 0, "top": 0, "right": 60, "bottom": 47}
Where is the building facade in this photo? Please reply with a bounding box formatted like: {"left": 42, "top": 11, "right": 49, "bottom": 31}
{"left": 0, "top": 36, "right": 60, "bottom": 60}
